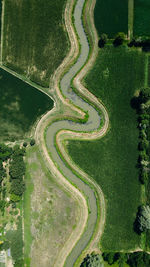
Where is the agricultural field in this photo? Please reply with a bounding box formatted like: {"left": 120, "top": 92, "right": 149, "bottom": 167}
{"left": 67, "top": 46, "right": 146, "bottom": 251}
{"left": 0, "top": 69, "right": 53, "bottom": 142}
{"left": 24, "top": 145, "right": 78, "bottom": 267}
{"left": 2, "top": 0, "right": 69, "bottom": 87}
{"left": 94, "top": 0, "right": 128, "bottom": 38}
{"left": 133, "top": 0, "right": 150, "bottom": 36}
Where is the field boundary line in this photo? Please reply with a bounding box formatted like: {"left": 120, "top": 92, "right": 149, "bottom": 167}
{"left": 128, "top": 0, "right": 134, "bottom": 39}
{"left": 0, "top": 0, "right": 5, "bottom": 63}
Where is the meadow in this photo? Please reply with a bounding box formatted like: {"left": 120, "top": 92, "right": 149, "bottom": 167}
{"left": 24, "top": 145, "right": 78, "bottom": 266}
{"left": 67, "top": 46, "right": 146, "bottom": 251}
{"left": 94, "top": 0, "right": 128, "bottom": 38}
{"left": 3, "top": 0, "right": 69, "bottom": 87}
{"left": 134, "top": 0, "right": 150, "bottom": 36}
{"left": 0, "top": 68, "right": 53, "bottom": 141}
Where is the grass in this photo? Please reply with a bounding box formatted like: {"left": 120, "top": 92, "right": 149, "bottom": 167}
{"left": 67, "top": 46, "right": 146, "bottom": 251}
{"left": 3, "top": 0, "right": 69, "bottom": 87}
{"left": 0, "top": 68, "right": 53, "bottom": 141}
{"left": 94, "top": 0, "right": 128, "bottom": 38}
{"left": 133, "top": 0, "right": 150, "bottom": 36}
{"left": 23, "top": 147, "right": 34, "bottom": 265}
{"left": 24, "top": 145, "right": 78, "bottom": 266}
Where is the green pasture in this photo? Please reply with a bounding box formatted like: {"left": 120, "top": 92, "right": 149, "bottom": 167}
{"left": 0, "top": 68, "right": 53, "bottom": 141}
{"left": 134, "top": 0, "right": 150, "bottom": 36}
{"left": 94, "top": 0, "right": 128, "bottom": 38}
{"left": 67, "top": 46, "right": 146, "bottom": 251}
{"left": 3, "top": 0, "right": 68, "bottom": 87}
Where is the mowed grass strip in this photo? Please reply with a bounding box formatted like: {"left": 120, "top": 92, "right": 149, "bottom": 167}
{"left": 134, "top": 0, "right": 150, "bottom": 36}
{"left": 94, "top": 0, "right": 128, "bottom": 38}
{"left": 67, "top": 46, "right": 146, "bottom": 251}
{"left": 3, "top": 0, "right": 69, "bottom": 87}
{"left": 0, "top": 68, "right": 53, "bottom": 141}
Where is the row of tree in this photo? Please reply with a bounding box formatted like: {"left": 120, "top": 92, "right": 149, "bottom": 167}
{"left": 131, "top": 87, "right": 150, "bottom": 233}
{"left": 80, "top": 251, "right": 150, "bottom": 267}
{"left": 103, "top": 251, "right": 150, "bottom": 266}
{"left": 9, "top": 145, "right": 26, "bottom": 202}
{"left": 98, "top": 33, "right": 150, "bottom": 52}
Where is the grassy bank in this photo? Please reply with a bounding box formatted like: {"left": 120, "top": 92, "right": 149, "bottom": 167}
{"left": 0, "top": 68, "right": 53, "bottom": 141}
{"left": 3, "top": 0, "right": 69, "bottom": 87}
{"left": 67, "top": 46, "right": 146, "bottom": 251}
{"left": 94, "top": 0, "right": 128, "bottom": 38}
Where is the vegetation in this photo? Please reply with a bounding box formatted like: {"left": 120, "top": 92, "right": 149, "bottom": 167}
{"left": 94, "top": 0, "right": 128, "bottom": 38}
{"left": 67, "top": 46, "right": 146, "bottom": 250}
{"left": 23, "top": 146, "right": 78, "bottom": 266}
{"left": 80, "top": 253, "right": 104, "bottom": 267}
{"left": 113, "top": 32, "right": 126, "bottom": 47}
{"left": 98, "top": 34, "right": 108, "bottom": 48}
{"left": 0, "top": 69, "right": 53, "bottom": 141}
{"left": 3, "top": 0, "right": 68, "bottom": 87}
{"left": 134, "top": 0, "right": 150, "bottom": 36}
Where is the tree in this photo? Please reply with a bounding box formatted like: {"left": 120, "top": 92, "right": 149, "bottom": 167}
{"left": 23, "top": 142, "right": 27, "bottom": 147}
{"left": 139, "top": 87, "right": 150, "bottom": 103}
{"left": 30, "top": 139, "right": 35, "bottom": 146}
{"left": 80, "top": 253, "right": 104, "bottom": 267}
{"left": 10, "top": 180, "right": 25, "bottom": 196}
{"left": 113, "top": 32, "right": 126, "bottom": 47}
{"left": 135, "top": 205, "right": 150, "bottom": 232}
{"left": 98, "top": 33, "right": 108, "bottom": 48}
{"left": 102, "top": 252, "right": 116, "bottom": 265}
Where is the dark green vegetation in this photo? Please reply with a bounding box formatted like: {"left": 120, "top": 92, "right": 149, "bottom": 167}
{"left": 3, "top": 0, "right": 68, "bottom": 87}
{"left": 134, "top": 0, "right": 150, "bottom": 36}
{"left": 0, "top": 69, "right": 53, "bottom": 141}
{"left": 0, "top": 144, "right": 26, "bottom": 266}
{"left": 80, "top": 253, "right": 103, "bottom": 267}
{"left": 102, "top": 251, "right": 150, "bottom": 266}
{"left": 94, "top": 0, "right": 128, "bottom": 38}
{"left": 67, "top": 46, "right": 146, "bottom": 250}
{"left": 131, "top": 87, "right": 150, "bottom": 249}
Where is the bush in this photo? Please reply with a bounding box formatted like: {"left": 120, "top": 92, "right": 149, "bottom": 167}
{"left": 10, "top": 194, "right": 21, "bottom": 202}
{"left": 98, "top": 33, "right": 108, "bottom": 48}
{"left": 30, "top": 139, "right": 35, "bottom": 146}
{"left": 135, "top": 205, "right": 150, "bottom": 233}
{"left": 113, "top": 32, "right": 126, "bottom": 47}
{"left": 80, "top": 253, "right": 104, "bottom": 267}
{"left": 23, "top": 142, "right": 27, "bottom": 147}
{"left": 10, "top": 179, "right": 25, "bottom": 196}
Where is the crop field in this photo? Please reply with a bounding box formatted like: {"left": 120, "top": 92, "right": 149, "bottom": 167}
{"left": 133, "top": 0, "right": 150, "bottom": 36}
{"left": 2, "top": 0, "right": 68, "bottom": 87}
{"left": 67, "top": 46, "right": 146, "bottom": 251}
{"left": 94, "top": 0, "right": 128, "bottom": 38}
{"left": 0, "top": 68, "right": 53, "bottom": 141}
{"left": 24, "top": 145, "right": 78, "bottom": 267}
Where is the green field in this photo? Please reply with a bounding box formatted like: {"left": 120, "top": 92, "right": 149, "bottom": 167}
{"left": 134, "top": 0, "right": 150, "bottom": 36}
{"left": 0, "top": 68, "right": 53, "bottom": 141}
{"left": 3, "top": 0, "right": 68, "bottom": 87}
{"left": 94, "top": 0, "right": 128, "bottom": 38}
{"left": 67, "top": 46, "right": 146, "bottom": 251}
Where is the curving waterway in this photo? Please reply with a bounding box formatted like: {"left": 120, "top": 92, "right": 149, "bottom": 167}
{"left": 46, "top": 0, "right": 100, "bottom": 266}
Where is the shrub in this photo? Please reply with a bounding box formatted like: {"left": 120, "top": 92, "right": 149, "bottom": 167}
{"left": 113, "top": 32, "right": 126, "bottom": 47}
{"left": 135, "top": 206, "right": 150, "bottom": 233}
{"left": 23, "top": 142, "right": 27, "bottom": 147}
{"left": 30, "top": 139, "right": 35, "bottom": 146}
{"left": 98, "top": 33, "right": 108, "bottom": 48}
{"left": 80, "top": 253, "right": 104, "bottom": 267}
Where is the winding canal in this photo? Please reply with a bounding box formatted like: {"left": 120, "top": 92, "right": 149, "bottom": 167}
{"left": 46, "top": 0, "right": 101, "bottom": 265}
